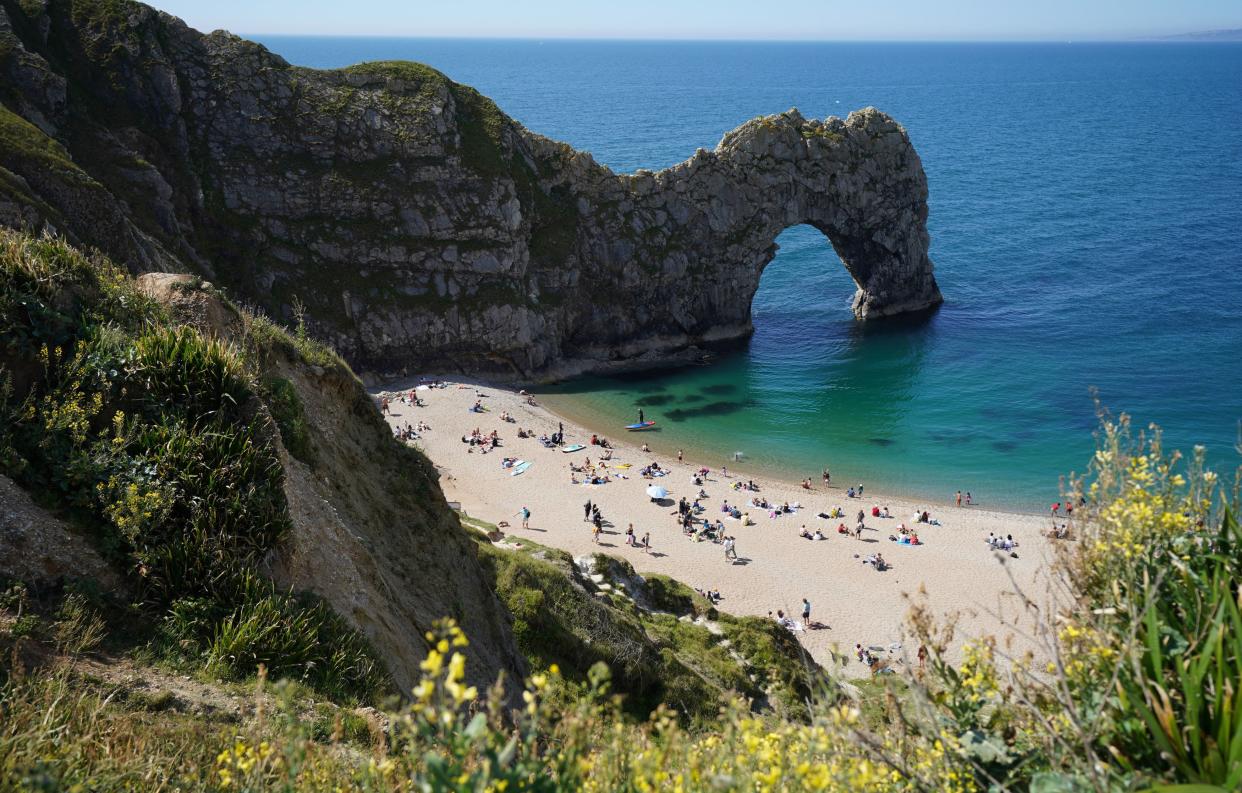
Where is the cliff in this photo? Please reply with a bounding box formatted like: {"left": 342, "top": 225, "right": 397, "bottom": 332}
{"left": 0, "top": 0, "right": 940, "bottom": 381}
{"left": 0, "top": 229, "right": 524, "bottom": 700}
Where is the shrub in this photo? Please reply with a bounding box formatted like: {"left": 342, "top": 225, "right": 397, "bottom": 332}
{"left": 262, "top": 375, "right": 314, "bottom": 463}
{"left": 0, "top": 228, "right": 384, "bottom": 702}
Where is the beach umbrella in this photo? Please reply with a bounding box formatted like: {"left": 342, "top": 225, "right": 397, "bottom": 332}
{"left": 646, "top": 485, "right": 668, "bottom": 500}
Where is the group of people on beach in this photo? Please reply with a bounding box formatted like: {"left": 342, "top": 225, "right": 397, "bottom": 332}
{"left": 393, "top": 420, "right": 429, "bottom": 442}
{"left": 462, "top": 427, "right": 501, "bottom": 452}
{"left": 986, "top": 532, "right": 1020, "bottom": 552}
{"left": 412, "top": 384, "right": 1055, "bottom": 682}
{"left": 571, "top": 456, "right": 616, "bottom": 486}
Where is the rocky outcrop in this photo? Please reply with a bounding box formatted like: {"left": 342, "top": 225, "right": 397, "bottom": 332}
{"left": 0, "top": 0, "right": 940, "bottom": 381}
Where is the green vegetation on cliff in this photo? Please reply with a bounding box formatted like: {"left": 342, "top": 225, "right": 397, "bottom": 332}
{"left": 0, "top": 229, "right": 386, "bottom": 701}
{"left": 471, "top": 530, "right": 820, "bottom": 726}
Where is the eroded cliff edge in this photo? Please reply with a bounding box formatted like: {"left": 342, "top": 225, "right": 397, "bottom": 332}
{"left": 0, "top": 0, "right": 941, "bottom": 381}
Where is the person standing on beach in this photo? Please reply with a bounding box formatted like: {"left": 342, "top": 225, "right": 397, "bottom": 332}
{"left": 584, "top": 500, "right": 592, "bottom": 522}
{"left": 642, "top": 532, "right": 651, "bottom": 553}
{"left": 956, "top": 490, "right": 963, "bottom": 507}
{"left": 823, "top": 468, "right": 830, "bottom": 486}
{"left": 678, "top": 449, "right": 684, "bottom": 463}
{"left": 519, "top": 506, "right": 530, "bottom": 529}
{"left": 801, "top": 598, "right": 811, "bottom": 625}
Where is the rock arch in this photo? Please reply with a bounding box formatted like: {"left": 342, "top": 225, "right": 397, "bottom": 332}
{"left": 540, "top": 107, "right": 943, "bottom": 375}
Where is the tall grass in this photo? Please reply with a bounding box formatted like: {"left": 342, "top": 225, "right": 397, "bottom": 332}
{"left": 0, "top": 228, "right": 385, "bottom": 702}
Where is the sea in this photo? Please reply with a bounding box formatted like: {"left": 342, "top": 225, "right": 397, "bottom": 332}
{"left": 253, "top": 36, "right": 1242, "bottom": 510}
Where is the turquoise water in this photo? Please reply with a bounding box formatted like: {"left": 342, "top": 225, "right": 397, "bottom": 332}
{"left": 256, "top": 38, "right": 1242, "bottom": 509}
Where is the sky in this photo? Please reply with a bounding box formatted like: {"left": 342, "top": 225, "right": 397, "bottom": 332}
{"left": 148, "top": 1, "right": 1241, "bottom": 41}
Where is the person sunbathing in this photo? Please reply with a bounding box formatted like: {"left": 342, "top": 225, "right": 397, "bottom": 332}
{"left": 799, "top": 527, "right": 813, "bottom": 539}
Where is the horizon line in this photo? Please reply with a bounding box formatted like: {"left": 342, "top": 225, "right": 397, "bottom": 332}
{"left": 240, "top": 32, "right": 1242, "bottom": 45}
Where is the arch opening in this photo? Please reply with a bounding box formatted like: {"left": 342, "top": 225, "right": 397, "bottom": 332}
{"left": 751, "top": 224, "right": 860, "bottom": 336}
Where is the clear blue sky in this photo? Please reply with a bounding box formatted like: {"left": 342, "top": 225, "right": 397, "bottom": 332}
{"left": 148, "top": 1, "right": 1240, "bottom": 41}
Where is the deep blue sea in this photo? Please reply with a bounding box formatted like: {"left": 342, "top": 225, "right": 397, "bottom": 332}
{"left": 254, "top": 37, "right": 1242, "bottom": 509}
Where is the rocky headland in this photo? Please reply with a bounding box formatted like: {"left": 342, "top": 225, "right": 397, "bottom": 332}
{"left": 0, "top": 0, "right": 940, "bottom": 382}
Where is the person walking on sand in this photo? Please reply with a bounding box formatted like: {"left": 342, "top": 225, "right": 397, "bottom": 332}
{"left": 584, "top": 499, "right": 592, "bottom": 522}
{"left": 955, "top": 490, "right": 962, "bottom": 507}
{"left": 917, "top": 644, "right": 928, "bottom": 672}
{"left": 592, "top": 523, "right": 602, "bottom": 544}
{"left": 518, "top": 506, "right": 530, "bottom": 530}
{"left": 641, "top": 532, "right": 651, "bottom": 553}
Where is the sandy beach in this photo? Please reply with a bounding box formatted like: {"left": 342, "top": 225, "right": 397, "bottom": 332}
{"left": 377, "top": 377, "right": 1061, "bottom": 676}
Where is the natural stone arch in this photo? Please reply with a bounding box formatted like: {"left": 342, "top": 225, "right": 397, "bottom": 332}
{"left": 537, "top": 107, "right": 943, "bottom": 374}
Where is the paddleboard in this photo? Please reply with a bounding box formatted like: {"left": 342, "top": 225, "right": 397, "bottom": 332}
{"left": 511, "top": 461, "right": 532, "bottom": 476}
{"left": 561, "top": 444, "right": 586, "bottom": 453}
{"left": 613, "top": 463, "right": 632, "bottom": 469}
{"left": 625, "top": 421, "right": 656, "bottom": 431}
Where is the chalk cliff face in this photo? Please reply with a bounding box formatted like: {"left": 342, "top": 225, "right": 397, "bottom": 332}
{"left": 0, "top": 0, "right": 940, "bottom": 381}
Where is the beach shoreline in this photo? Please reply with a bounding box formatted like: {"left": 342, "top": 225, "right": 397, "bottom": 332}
{"left": 376, "top": 374, "right": 1061, "bottom": 676}
{"left": 536, "top": 388, "right": 1053, "bottom": 519}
